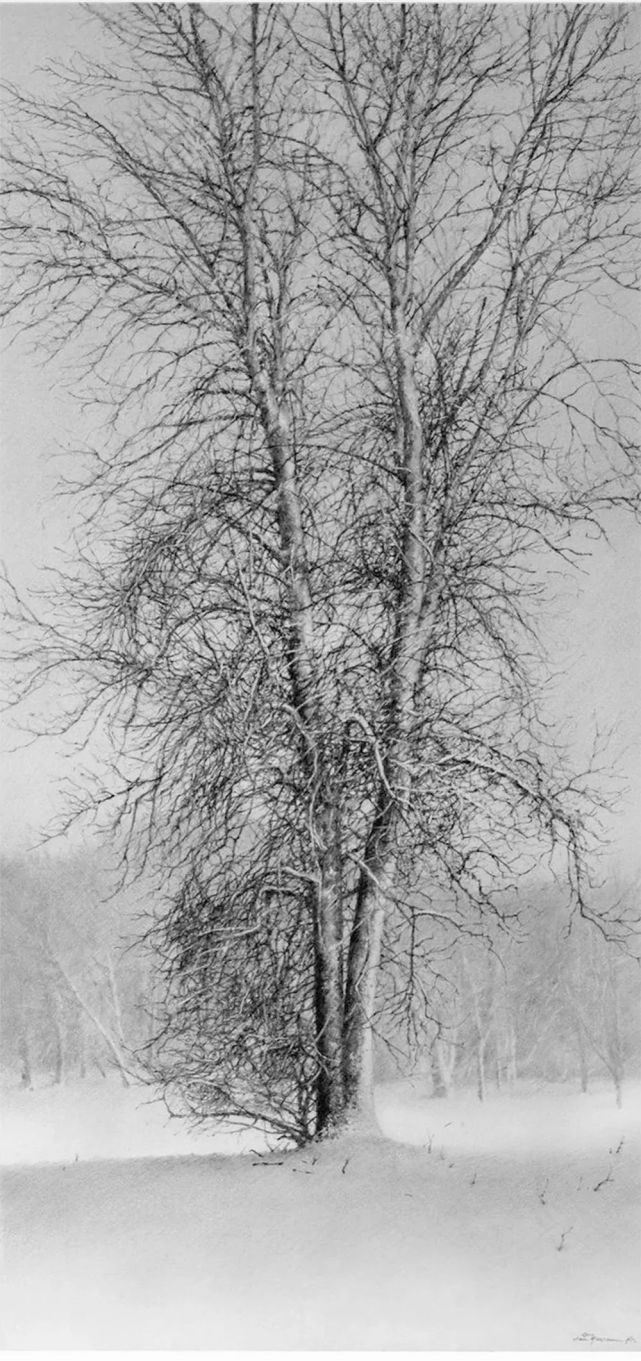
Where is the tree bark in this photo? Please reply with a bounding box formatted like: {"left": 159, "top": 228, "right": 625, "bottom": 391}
{"left": 312, "top": 805, "right": 346, "bottom": 1132}
{"left": 342, "top": 839, "right": 395, "bottom": 1124}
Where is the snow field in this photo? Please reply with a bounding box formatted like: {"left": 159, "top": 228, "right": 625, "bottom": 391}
{"left": 1, "top": 1077, "right": 640, "bottom": 1349}
{"left": 1, "top": 1075, "right": 268, "bottom": 1165}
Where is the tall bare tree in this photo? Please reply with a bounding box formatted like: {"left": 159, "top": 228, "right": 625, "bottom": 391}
{"left": 2, "top": 4, "right": 638, "bottom": 1141}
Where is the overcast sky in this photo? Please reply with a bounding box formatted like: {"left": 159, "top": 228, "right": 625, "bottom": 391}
{"left": 0, "top": 3, "right": 639, "bottom": 873}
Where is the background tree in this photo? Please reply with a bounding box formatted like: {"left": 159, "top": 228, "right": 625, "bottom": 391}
{"left": 0, "top": 850, "right": 151, "bottom": 1086}
{"left": 1, "top": 4, "right": 638, "bottom": 1142}
{"left": 408, "top": 882, "right": 641, "bottom": 1105}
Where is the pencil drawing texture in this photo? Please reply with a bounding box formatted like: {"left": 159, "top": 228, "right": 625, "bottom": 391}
{"left": 1, "top": 3, "right": 639, "bottom": 1349}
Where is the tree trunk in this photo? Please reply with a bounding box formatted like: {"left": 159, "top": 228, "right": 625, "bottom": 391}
{"left": 78, "top": 1021, "right": 87, "bottom": 1080}
{"left": 342, "top": 835, "right": 395, "bottom": 1128}
{"left": 49, "top": 952, "right": 131, "bottom": 1086}
{"left": 18, "top": 1024, "right": 32, "bottom": 1090}
{"left": 430, "top": 1045, "right": 449, "bottom": 1099}
{"left": 239, "top": 86, "right": 345, "bottom": 1135}
{"left": 476, "top": 1033, "right": 487, "bottom": 1103}
{"left": 461, "top": 952, "right": 489, "bottom": 1103}
{"left": 607, "top": 957, "right": 624, "bottom": 1108}
{"left": 49, "top": 988, "right": 64, "bottom": 1085}
{"left": 93, "top": 1050, "right": 107, "bottom": 1079}
{"left": 575, "top": 1020, "right": 589, "bottom": 1094}
{"left": 341, "top": 905, "right": 386, "bottom": 1127}
{"left": 335, "top": 190, "right": 434, "bottom": 1132}
{"left": 313, "top": 814, "right": 346, "bottom": 1134}
{"left": 507, "top": 1024, "right": 517, "bottom": 1086}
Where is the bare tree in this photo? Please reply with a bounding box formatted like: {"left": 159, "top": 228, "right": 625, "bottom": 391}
{"left": 1, "top": 4, "right": 638, "bottom": 1142}
{"left": 433, "top": 882, "right": 641, "bottom": 1102}
{"left": 0, "top": 852, "right": 148, "bottom": 1086}
{"left": 562, "top": 914, "right": 638, "bottom": 1106}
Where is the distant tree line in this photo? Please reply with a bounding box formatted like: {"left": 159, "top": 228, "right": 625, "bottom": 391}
{"left": 377, "top": 883, "right": 640, "bottom": 1107}
{"left": 2, "top": 851, "right": 637, "bottom": 1109}
{"left": 0, "top": 851, "right": 152, "bottom": 1088}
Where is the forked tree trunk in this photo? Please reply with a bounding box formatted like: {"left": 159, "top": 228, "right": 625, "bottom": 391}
{"left": 240, "top": 37, "right": 348, "bottom": 1135}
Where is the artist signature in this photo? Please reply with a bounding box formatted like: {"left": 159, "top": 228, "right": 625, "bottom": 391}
{"left": 574, "top": 1333, "right": 637, "bottom": 1346}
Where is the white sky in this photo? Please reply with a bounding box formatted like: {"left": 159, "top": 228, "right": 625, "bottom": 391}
{"left": 0, "top": 3, "right": 639, "bottom": 872}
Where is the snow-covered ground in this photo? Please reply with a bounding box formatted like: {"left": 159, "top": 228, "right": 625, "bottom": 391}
{"left": 1, "top": 1075, "right": 640, "bottom": 1349}
{"left": 0, "top": 1073, "right": 268, "bottom": 1164}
